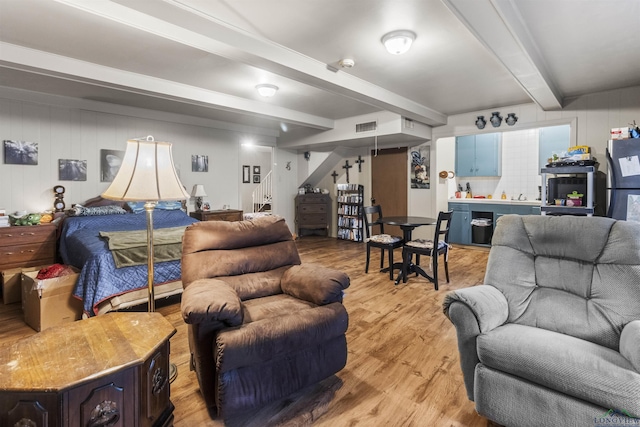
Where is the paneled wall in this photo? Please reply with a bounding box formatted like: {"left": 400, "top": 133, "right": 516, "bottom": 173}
{"left": 0, "top": 94, "right": 264, "bottom": 215}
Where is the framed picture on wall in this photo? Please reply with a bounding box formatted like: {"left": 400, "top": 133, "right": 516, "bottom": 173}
{"left": 100, "top": 149, "right": 124, "bottom": 182}
{"left": 253, "top": 175, "right": 260, "bottom": 184}
{"left": 59, "top": 159, "right": 87, "bottom": 181}
{"left": 3, "top": 140, "right": 38, "bottom": 165}
{"left": 253, "top": 166, "right": 260, "bottom": 174}
{"left": 192, "top": 155, "right": 209, "bottom": 172}
{"left": 242, "top": 165, "right": 250, "bottom": 183}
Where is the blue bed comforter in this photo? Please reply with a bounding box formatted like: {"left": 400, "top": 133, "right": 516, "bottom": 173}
{"left": 59, "top": 209, "right": 197, "bottom": 316}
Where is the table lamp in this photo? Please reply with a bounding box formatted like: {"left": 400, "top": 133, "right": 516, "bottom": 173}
{"left": 102, "top": 136, "right": 189, "bottom": 312}
{"left": 191, "top": 184, "right": 207, "bottom": 211}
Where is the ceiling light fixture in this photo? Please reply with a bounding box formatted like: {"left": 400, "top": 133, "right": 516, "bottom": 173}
{"left": 339, "top": 58, "right": 355, "bottom": 68}
{"left": 381, "top": 30, "right": 416, "bottom": 55}
{"left": 255, "top": 83, "right": 278, "bottom": 97}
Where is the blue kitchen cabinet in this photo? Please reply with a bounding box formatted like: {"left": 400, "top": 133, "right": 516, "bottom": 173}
{"left": 455, "top": 133, "right": 501, "bottom": 177}
{"left": 448, "top": 203, "right": 471, "bottom": 244}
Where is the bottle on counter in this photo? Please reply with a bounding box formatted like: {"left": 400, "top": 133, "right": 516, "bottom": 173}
{"left": 501, "top": 191, "right": 507, "bottom": 200}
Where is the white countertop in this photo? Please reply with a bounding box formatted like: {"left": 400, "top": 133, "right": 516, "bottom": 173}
{"left": 448, "top": 198, "right": 541, "bottom": 206}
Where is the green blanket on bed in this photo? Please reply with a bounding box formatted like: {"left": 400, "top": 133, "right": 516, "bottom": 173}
{"left": 99, "top": 226, "right": 187, "bottom": 268}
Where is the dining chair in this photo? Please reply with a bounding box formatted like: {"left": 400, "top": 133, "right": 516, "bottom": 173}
{"left": 401, "top": 210, "right": 453, "bottom": 290}
{"left": 363, "top": 205, "right": 404, "bottom": 280}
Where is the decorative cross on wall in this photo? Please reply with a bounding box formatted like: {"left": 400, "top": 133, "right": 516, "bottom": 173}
{"left": 355, "top": 155, "right": 365, "bottom": 172}
{"left": 342, "top": 160, "right": 353, "bottom": 183}
{"left": 331, "top": 170, "right": 339, "bottom": 184}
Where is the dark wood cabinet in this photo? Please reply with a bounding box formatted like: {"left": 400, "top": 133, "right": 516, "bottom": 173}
{"left": 295, "top": 193, "right": 331, "bottom": 237}
{"left": 0, "top": 313, "right": 176, "bottom": 427}
{"left": 0, "top": 224, "right": 56, "bottom": 270}
{"left": 190, "top": 209, "right": 243, "bottom": 222}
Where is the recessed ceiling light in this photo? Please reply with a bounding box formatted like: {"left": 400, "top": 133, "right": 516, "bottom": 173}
{"left": 381, "top": 30, "right": 416, "bottom": 55}
{"left": 255, "top": 84, "right": 278, "bottom": 97}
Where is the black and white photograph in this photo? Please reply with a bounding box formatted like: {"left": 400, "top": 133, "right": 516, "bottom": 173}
{"left": 3, "top": 140, "right": 38, "bottom": 165}
{"left": 100, "top": 149, "right": 124, "bottom": 182}
{"left": 253, "top": 165, "right": 260, "bottom": 174}
{"left": 253, "top": 174, "right": 260, "bottom": 184}
{"left": 192, "top": 155, "right": 208, "bottom": 172}
{"left": 59, "top": 159, "right": 87, "bottom": 181}
{"left": 242, "top": 165, "right": 250, "bottom": 183}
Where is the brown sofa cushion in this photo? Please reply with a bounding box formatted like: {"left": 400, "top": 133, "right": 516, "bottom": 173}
{"left": 281, "top": 264, "right": 350, "bottom": 305}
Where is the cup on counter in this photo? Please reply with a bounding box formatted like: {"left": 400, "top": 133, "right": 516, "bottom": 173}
{"left": 460, "top": 191, "right": 467, "bottom": 199}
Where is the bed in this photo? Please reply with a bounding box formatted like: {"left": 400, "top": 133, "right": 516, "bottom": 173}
{"left": 58, "top": 202, "right": 197, "bottom": 316}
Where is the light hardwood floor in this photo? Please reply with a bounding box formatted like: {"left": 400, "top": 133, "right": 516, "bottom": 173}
{"left": 0, "top": 237, "right": 492, "bottom": 426}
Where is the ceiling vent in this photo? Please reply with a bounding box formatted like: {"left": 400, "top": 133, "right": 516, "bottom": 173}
{"left": 404, "top": 118, "right": 415, "bottom": 129}
{"left": 355, "top": 121, "right": 377, "bottom": 133}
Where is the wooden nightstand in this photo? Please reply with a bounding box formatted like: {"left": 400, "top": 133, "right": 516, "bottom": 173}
{"left": 190, "top": 209, "right": 243, "bottom": 222}
{"left": 0, "top": 224, "right": 57, "bottom": 270}
{"left": 0, "top": 312, "right": 176, "bottom": 427}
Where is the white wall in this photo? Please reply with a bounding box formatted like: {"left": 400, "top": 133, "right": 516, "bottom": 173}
{"left": 0, "top": 91, "right": 275, "bottom": 216}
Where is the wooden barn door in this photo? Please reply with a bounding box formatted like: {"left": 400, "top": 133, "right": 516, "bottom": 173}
{"left": 371, "top": 147, "right": 408, "bottom": 237}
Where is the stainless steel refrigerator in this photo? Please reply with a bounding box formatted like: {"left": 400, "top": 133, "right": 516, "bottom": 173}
{"left": 606, "top": 139, "right": 640, "bottom": 221}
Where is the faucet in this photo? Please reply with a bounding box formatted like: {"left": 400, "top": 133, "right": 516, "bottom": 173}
{"left": 518, "top": 194, "right": 525, "bottom": 201}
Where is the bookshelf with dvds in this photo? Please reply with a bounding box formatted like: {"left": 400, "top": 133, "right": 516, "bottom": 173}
{"left": 336, "top": 184, "right": 364, "bottom": 242}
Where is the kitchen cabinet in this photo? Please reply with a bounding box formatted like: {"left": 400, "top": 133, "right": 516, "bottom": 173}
{"left": 448, "top": 201, "right": 540, "bottom": 246}
{"left": 449, "top": 203, "right": 471, "bottom": 245}
{"left": 455, "top": 133, "right": 501, "bottom": 177}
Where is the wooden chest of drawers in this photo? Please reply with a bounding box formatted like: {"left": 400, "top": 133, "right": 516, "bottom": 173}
{"left": 0, "top": 224, "right": 57, "bottom": 270}
{"left": 190, "top": 209, "right": 243, "bottom": 222}
{"left": 295, "top": 193, "right": 331, "bottom": 237}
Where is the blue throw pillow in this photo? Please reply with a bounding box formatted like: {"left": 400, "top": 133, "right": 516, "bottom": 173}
{"left": 126, "top": 200, "right": 183, "bottom": 213}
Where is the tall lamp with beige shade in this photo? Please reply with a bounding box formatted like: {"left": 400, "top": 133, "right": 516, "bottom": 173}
{"left": 102, "top": 136, "right": 189, "bottom": 312}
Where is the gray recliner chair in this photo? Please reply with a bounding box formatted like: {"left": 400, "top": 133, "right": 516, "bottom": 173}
{"left": 443, "top": 215, "right": 640, "bottom": 427}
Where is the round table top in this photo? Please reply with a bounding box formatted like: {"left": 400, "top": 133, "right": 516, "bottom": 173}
{"left": 378, "top": 216, "right": 437, "bottom": 227}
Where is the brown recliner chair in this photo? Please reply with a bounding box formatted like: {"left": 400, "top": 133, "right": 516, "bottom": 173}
{"left": 181, "top": 216, "right": 350, "bottom": 417}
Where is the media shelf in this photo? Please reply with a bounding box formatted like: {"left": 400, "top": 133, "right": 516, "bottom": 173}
{"left": 336, "top": 184, "right": 363, "bottom": 242}
{"left": 540, "top": 165, "right": 596, "bottom": 216}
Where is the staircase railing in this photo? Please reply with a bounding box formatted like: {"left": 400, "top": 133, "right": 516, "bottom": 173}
{"left": 252, "top": 170, "right": 272, "bottom": 212}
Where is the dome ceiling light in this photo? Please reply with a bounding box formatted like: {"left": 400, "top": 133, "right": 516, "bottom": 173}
{"left": 255, "top": 84, "right": 278, "bottom": 97}
{"left": 381, "top": 30, "right": 416, "bottom": 55}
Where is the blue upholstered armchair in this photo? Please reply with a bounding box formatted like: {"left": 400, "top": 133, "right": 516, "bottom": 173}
{"left": 443, "top": 215, "right": 640, "bottom": 427}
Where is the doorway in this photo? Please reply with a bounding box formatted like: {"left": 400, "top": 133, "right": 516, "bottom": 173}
{"left": 371, "top": 147, "right": 408, "bottom": 237}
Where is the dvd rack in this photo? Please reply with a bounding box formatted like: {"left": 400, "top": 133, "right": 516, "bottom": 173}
{"left": 336, "top": 183, "right": 364, "bottom": 242}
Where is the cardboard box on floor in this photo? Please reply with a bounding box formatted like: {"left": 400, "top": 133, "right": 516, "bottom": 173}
{"left": 21, "top": 268, "right": 83, "bottom": 332}
{"left": 2, "top": 265, "right": 50, "bottom": 304}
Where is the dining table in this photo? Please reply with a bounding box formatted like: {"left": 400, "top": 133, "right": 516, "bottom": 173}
{"left": 377, "top": 216, "right": 437, "bottom": 285}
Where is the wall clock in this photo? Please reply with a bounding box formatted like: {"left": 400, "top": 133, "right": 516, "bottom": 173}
{"left": 53, "top": 185, "right": 66, "bottom": 212}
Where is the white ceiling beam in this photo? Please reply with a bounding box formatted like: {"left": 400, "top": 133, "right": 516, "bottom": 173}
{"left": 52, "top": 0, "right": 447, "bottom": 126}
{"left": 0, "top": 42, "right": 334, "bottom": 130}
{"left": 443, "top": 0, "right": 563, "bottom": 111}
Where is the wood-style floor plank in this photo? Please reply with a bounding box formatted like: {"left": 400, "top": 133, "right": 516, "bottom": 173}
{"left": 0, "top": 237, "right": 491, "bottom": 426}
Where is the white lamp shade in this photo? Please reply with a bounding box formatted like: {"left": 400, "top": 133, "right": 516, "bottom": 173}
{"left": 191, "top": 184, "right": 207, "bottom": 197}
{"left": 382, "top": 30, "right": 416, "bottom": 55}
{"left": 102, "top": 139, "right": 190, "bottom": 201}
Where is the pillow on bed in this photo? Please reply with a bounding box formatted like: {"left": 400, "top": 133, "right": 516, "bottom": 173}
{"left": 126, "top": 200, "right": 183, "bottom": 213}
{"left": 67, "top": 204, "right": 127, "bottom": 216}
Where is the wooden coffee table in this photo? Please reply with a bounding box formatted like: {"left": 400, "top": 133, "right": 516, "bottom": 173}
{"left": 0, "top": 312, "right": 176, "bottom": 427}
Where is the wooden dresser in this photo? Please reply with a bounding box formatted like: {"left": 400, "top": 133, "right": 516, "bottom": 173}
{"left": 0, "top": 312, "right": 176, "bottom": 427}
{"left": 0, "top": 224, "right": 57, "bottom": 270}
{"left": 295, "top": 193, "right": 331, "bottom": 237}
{"left": 190, "top": 209, "right": 243, "bottom": 222}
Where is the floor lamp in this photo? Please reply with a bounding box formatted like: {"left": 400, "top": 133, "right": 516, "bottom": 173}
{"left": 102, "top": 136, "right": 190, "bottom": 312}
